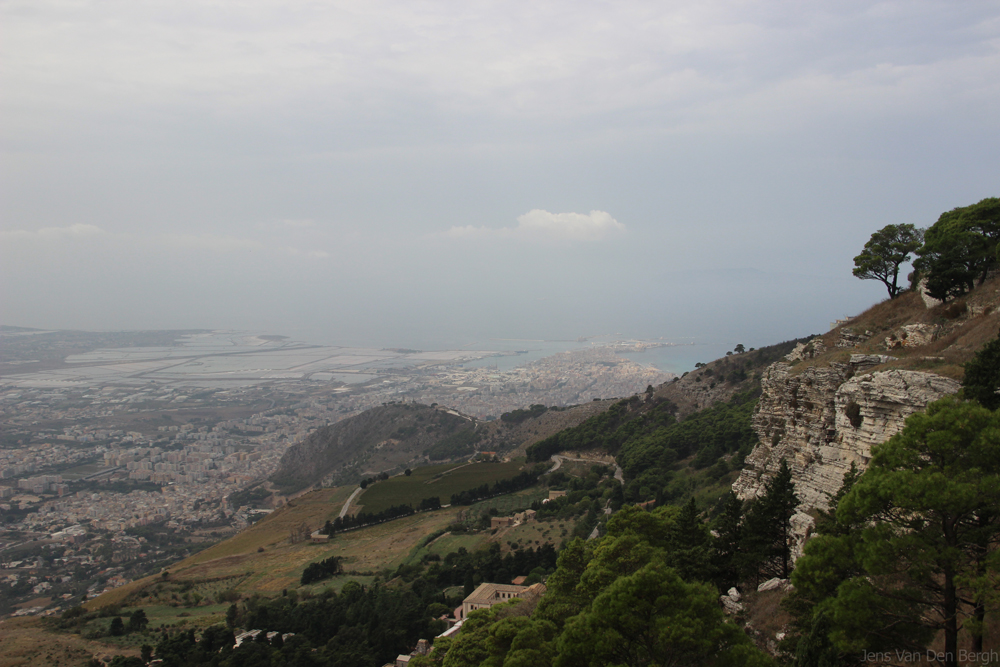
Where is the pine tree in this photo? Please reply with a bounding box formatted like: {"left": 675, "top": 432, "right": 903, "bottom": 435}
{"left": 669, "top": 497, "right": 711, "bottom": 582}
{"left": 711, "top": 493, "right": 744, "bottom": 590}
{"left": 127, "top": 608, "right": 148, "bottom": 633}
{"left": 742, "top": 459, "right": 798, "bottom": 584}
{"left": 962, "top": 332, "right": 1000, "bottom": 410}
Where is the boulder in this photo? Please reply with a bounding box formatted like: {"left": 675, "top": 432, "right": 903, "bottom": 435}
{"left": 757, "top": 578, "right": 789, "bottom": 593}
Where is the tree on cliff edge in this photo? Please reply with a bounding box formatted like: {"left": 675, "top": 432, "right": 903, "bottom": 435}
{"left": 962, "top": 331, "right": 1000, "bottom": 410}
{"left": 852, "top": 223, "right": 923, "bottom": 299}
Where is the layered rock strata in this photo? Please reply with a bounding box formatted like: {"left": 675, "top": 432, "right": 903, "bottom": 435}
{"left": 732, "top": 357, "right": 960, "bottom": 554}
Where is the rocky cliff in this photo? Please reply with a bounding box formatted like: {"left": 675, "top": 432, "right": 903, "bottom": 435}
{"left": 728, "top": 268, "right": 1000, "bottom": 556}
{"left": 732, "top": 349, "right": 960, "bottom": 555}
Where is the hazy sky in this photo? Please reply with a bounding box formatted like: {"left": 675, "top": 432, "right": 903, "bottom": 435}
{"left": 2, "top": 1, "right": 998, "bottom": 350}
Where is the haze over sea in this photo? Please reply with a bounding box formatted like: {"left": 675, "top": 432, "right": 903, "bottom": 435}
{"left": 284, "top": 327, "right": 743, "bottom": 376}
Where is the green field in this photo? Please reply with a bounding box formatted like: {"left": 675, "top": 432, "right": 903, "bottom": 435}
{"left": 467, "top": 486, "right": 547, "bottom": 516}
{"left": 356, "top": 459, "right": 529, "bottom": 514}
{"left": 403, "top": 532, "right": 486, "bottom": 567}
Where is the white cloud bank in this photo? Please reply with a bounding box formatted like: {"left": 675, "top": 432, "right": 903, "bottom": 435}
{"left": 449, "top": 209, "right": 625, "bottom": 242}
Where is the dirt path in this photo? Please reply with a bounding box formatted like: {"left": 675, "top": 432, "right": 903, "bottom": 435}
{"left": 339, "top": 486, "right": 364, "bottom": 518}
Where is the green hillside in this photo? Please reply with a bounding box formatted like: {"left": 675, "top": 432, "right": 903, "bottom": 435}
{"left": 355, "top": 459, "right": 530, "bottom": 514}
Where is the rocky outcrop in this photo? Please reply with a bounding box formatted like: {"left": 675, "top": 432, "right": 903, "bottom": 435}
{"left": 783, "top": 337, "right": 827, "bottom": 362}
{"left": 884, "top": 323, "right": 940, "bottom": 349}
{"left": 836, "top": 328, "right": 872, "bottom": 348}
{"left": 733, "top": 359, "right": 960, "bottom": 555}
{"left": 720, "top": 587, "right": 743, "bottom": 615}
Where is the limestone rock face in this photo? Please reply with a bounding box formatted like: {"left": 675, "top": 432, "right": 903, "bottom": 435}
{"left": 884, "top": 323, "right": 940, "bottom": 349}
{"left": 783, "top": 337, "right": 827, "bottom": 362}
{"left": 733, "top": 360, "right": 960, "bottom": 552}
{"left": 733, "top": 361, "right": 851, "bottom": 509}
{"left": 834, "top": 370, "right": 961, "bottom": 475}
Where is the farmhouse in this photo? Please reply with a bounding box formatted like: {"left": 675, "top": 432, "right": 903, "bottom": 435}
{"left": 489, "top": 508, "right": 536, "bottom": 529}
{"left": 457, "top": 582, "right": 546, "bottom": 620}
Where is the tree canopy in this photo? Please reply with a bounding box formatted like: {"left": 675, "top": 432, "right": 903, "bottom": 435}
{"left": 790, "top": 396, "right": 1000, "bottom": 667}
{"left": 914, "top": 198, "right": 1000, "bottom": 301}
{"left": 419, "top": 506, "right": 774, "bottom": 667}
{"left": 962, "top": 331, "right": 1000, "bottom": 410}
{"left": 852, "top": 223, "right": 923, "bottom": 299}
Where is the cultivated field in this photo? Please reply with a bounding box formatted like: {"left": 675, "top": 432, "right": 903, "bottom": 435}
{"left": 355, "top": 459, "right": 529, "bottom": 514}
{"left": 492, "top": 518, "right": 579, "bottom": 553}
{"left": 465, "top": 486, "right": 548, "bottom": 516}
{"left": 89, "top": 494, "right": 465, "bottom": 611}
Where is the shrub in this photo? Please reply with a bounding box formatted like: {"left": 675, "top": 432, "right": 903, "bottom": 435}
{"left": 845, "top": 401, "right": 863, "bottom": 428}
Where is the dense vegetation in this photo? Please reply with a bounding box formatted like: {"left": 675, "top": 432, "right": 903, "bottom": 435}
{"left": 500, "top": 404, "right": 548, "bottom": 424}
{"left": 414, "top": 503, "right": 778, "bottom": 667}
{"left": 301, "top": 557, "right": 343, "bottom": 585}
{"left": 526, "top": 388, "right": 759, "bottom": 505}
{"left": 116, "top": 540, "right": 561, "bottom": 667}
{"left": 427, "top": 428, "right": 481, "bottom": 461}
{"left": 618, "top": 389, "right": 758, "bottom": 503}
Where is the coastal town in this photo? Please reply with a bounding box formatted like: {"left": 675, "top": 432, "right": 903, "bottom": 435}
{"left": 0, "top": 329, "right": 672, "bottom": 616}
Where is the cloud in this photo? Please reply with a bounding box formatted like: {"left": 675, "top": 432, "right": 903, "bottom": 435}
{"left": 159, "top": 233, "right": 267, "bottom": 253}
{"left": 448, "top": 209, "right": 625, "bottom": 242}
{"left": 0, "top": 224, "right": 108, "bottom": 241}
{"left": 286, "top": 247, "right": 331, "bottom": 259}
{"left": 279, "top": 219, "right": 316, "bottom": 228}
{"left": 0, "top": 223, "right": 340, "bottom": 263}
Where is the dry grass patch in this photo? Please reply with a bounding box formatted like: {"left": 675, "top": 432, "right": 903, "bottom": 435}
{"left": 186, "top": 486, "right": 355, "bottom": 565}
{"left": 788, "top": 275, "right": 1000, "bottom": 381}
{"left": 743, "top": 588, "right": 793, "bottom": 654}
{"left": 93, "top": 505, "right": 465, "bottom": 610}
{"left": 0, "top": 616, "right": 140, "bottom": 667}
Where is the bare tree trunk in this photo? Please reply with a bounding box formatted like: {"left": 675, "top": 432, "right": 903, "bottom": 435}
{"left": 944, "top": 569, "right": 958, "bottom": 667}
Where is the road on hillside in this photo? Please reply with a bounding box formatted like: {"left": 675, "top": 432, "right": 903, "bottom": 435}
{"left": 339, "top": 486, "right": 364, "bottom": 518}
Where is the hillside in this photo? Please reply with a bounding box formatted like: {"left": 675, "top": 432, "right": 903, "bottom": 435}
{"left": 271, "top": 403, "right": 476, "bottom": 492}
{"left": 520, "top": 336, "right": 812, "bottom": 509}
{"left": 271, "top": 400, "right": 616, "bottom": 493}
{"left": 653, "top": 338, "right": 810, "bottom": 417}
